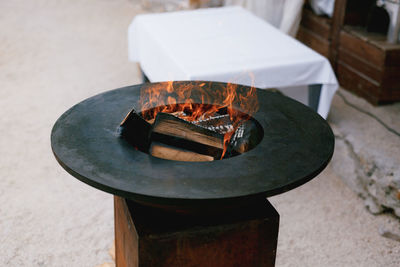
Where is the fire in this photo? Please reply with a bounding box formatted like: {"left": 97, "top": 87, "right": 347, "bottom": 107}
{"left": 140, "top": 80, "right": 258, "bottom": 159}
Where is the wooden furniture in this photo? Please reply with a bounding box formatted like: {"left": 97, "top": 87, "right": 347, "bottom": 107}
{"left": 297, "top": 0, "right": 400, "bottom": 105}
{"left": 114, "top": 196, "right": 279, "bottom": 267}
{"left": 337, "top": 26, "right": 400, "bottom": 104}
{"left": 297, "top": 0, "right": 347, "bottom": 66}
{"left": 297, "top": 6, "right": 334, "bottom": 60}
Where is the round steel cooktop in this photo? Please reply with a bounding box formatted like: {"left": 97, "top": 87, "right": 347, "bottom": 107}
{"left": 51, "top": 81, "right": 334, "bottom": 213}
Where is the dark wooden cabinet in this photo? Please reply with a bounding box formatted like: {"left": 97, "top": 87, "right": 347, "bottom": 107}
{"left": 297, "top": 0, "right": 348, "bottom": 66}
{"left": 297, "top": 0, "right": 400, "bottom": 105}
{"left": 297, "top": 8, "right": 332, "bottom": 59}
{"left": 337, "top": 26, "right": 400, "bottom": 104}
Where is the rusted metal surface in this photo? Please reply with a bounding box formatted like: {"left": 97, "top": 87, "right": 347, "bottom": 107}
{"left": 115, "top": 197, "right": 138, "bottom": 267}
{"left": 114, "top": 196, "right": 279, "bottom": 267}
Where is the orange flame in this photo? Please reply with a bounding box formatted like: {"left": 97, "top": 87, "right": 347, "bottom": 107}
{"left": 140, "top": 80, "right": 258, "bottom": 159}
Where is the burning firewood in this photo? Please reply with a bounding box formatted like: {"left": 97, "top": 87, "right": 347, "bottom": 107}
{"left": 151, "top": 112, "right": 224, "bottom": 159}
{"left": 227, "top": 119, "right": 259, "bottom": 154}
{"left": 118, "top": 107, "right": 259, "bottom": 161}
{"left": 193, "top": 113, "right": 234, "bottom": 134}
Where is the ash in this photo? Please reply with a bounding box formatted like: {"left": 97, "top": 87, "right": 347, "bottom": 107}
{"left": 230, "top": 124, "right": 245, "bottom": 147}
{"left": 172, "top": 112, "right": 235, "bottom": 134}
{"left": 172, "top": 112, "right": 250, "bottom": 149}
{"left": 192, "top": 114, "right": 234, "bottom": 134}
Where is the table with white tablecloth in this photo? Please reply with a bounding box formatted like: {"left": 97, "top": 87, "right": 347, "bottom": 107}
{"left": 128, "top": 6, "right": 338, "bottom": 119}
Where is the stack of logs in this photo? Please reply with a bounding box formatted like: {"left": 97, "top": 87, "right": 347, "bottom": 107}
{"left": 118, "top": 108, "right": 255, "bottom": 161}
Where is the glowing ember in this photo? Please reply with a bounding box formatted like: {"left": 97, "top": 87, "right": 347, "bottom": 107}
{"left": 139, "top": 81, "right": 258, "bottom": 159}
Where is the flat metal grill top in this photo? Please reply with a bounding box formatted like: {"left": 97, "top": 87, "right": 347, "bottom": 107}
{"left": 51, "top": 81, "right": 334, "bottom": 212}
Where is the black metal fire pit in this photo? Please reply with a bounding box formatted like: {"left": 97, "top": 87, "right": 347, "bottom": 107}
{"left": 51, "top": 81, "right": 334, "bottom": 266}
{"left": 51, "top": 81, "right": 334, "bottom": 213}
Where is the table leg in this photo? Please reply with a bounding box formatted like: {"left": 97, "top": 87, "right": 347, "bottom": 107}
{"left": 114, "top": 196, "right": 279, "bottom": 267}
{"left": 308, "top": 84, "right": 322, "bottom": 112}
{"left": 141, "top": 69, "right": 150, "bottom": 83}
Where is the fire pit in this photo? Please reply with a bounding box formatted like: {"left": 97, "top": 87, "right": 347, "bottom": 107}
{"left": 51, "top": 81, "right": 334, "bottom": 266}
{"left": 117, "top": 80, "right": 263, "bottom": 163}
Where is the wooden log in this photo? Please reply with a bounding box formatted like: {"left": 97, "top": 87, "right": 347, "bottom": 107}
{"left": 118, "top": 110, "right": 259, "bottom": 161}
{"left": 151, "top": 112, "right": 224, "bottom": 159}
{"left": 228, "top": 119, "right": 260, "bottom": 154}
{"left": 118, "top": 109, "right": 152, "bottom": 152}
{"left": 193, "top": 114, "right": 234, "bottom": 134}
{"left": 150, "top": 142, "right": 214, "bottom": 162}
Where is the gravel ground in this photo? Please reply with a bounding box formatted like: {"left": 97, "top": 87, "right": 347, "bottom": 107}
{"left": 0, "top": 0, "right": 399, "bottom": 266}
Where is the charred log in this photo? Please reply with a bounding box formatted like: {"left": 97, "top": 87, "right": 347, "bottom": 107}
{"left": 118, "top": 109, "right": 152, "bottom": 152}
{"left": 228, "top": 119, "right": 260, "bottom": 154}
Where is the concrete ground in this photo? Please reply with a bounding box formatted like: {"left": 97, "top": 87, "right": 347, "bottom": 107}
{"left": 0, "top": 0, "right": 399, "bottom": 266}
{"left": 330, "top": 89, "right": 400, "bottom": 217}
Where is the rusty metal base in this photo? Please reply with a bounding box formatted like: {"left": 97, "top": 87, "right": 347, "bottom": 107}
{"left": 114, "top": 196, "right": 279, "bottom": 267}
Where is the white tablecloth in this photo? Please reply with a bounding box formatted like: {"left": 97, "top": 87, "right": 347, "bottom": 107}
{"left": 128, "top": 6, "right": 338, "bottom": 118}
